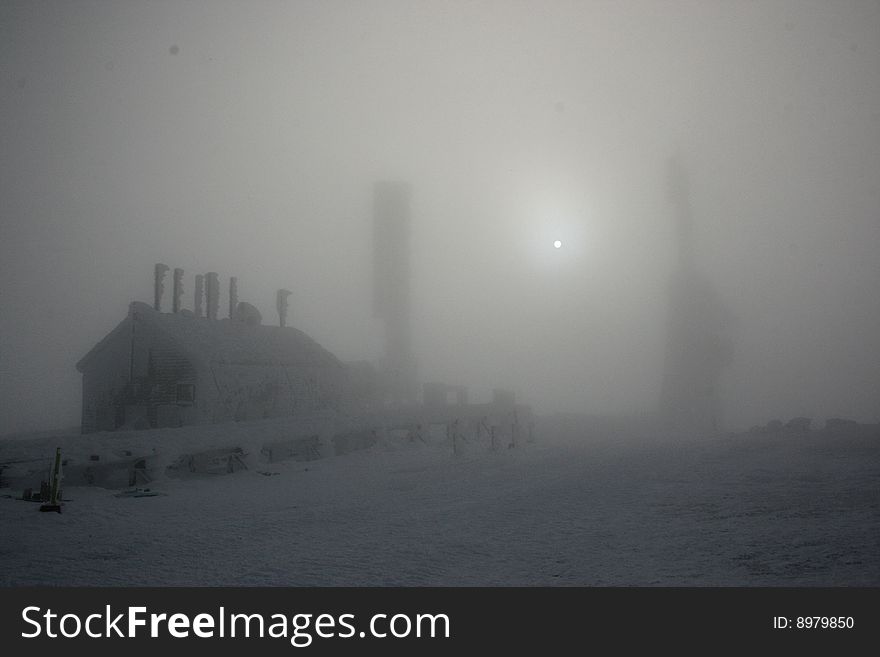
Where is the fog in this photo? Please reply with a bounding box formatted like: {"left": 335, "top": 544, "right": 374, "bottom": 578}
{"left": 2, "top": 0, "right": 878, "bottom": 435}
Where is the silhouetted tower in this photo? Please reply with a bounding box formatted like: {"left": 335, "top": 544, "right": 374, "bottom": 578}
{"left": 373, "top": 181, "right": 417, "bottom": 403}
{"left": 659, "top": 155, "right": 733, "bottom": 435}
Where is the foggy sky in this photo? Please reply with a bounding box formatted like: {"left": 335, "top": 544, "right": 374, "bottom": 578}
{"left": 2, "top": 0, "right": 879, "bottom": 434}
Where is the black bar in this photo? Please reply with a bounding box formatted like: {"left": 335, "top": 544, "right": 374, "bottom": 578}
{"left": 1, "top": 587, "right": 876, "bottom": 654}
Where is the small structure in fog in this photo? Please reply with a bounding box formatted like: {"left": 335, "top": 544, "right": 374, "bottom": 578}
{"left": 765, "top": 419, "right": 784, "bottom": 433}
{"left": 824, "top": 417, "right": 858, "bottom": 431}
{"left": 234, "top": 301, "right": 262, "bottom": 326}
{"left": 784, "top": 416, "right": 812, "bottom": 433}
{"left": 422, "top": 382, "right": 469, "bottom": 408}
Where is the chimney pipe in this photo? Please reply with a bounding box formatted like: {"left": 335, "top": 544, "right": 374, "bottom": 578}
{"left": 172, "top": 268, "right": 184, "bottom": 313}
{"left": 194, "top": 274, "right": 204, "bottom": 317}
{"left": 154, "top": 263, "right": 169, "bottom": 311}
{"left": 276, "top": 289, "right": 292, "bottom": 327}
{"left": 205, "top": 272, "right": 219, "bottom": 320}
{"left": 229, "top": 277, "right": 238, "bottom": 319}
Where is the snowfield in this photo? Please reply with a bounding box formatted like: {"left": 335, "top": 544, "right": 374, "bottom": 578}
{"left": 1, "top": 417, "right": 878, "bottom": 586}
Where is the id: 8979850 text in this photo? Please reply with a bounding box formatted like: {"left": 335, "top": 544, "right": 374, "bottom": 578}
{"left": 773, "top": 616, "right": 854, "bottom": 629}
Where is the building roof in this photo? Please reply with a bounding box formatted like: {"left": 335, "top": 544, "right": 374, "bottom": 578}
{"left": 77, "top": 301, "right": 343, "bottom": 372}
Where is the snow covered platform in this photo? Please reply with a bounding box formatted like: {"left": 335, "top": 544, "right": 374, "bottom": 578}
{"left": 0, "top": 413, "right": 352, "bottom": 491}
{"left": 1, "top": 417, "right": 877, "bottom": 586}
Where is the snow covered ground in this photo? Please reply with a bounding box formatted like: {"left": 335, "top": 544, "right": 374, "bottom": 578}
{"left": 1, "top": 417, "right": 878, "bottom": 586}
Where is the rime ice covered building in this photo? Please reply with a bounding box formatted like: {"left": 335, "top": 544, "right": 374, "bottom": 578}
{"left": 76, "top": 296, "right": 351, "bottom": 434}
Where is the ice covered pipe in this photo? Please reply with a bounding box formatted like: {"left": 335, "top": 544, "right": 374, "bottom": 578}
{"left": 172, "top": 268, "right": 184, "bottom": 313}
{"left": 194, "top": 274, "right": 204, "bottom": 317}
{"left": 154, "top": 263, "right": 169, "bottom": 312}
{"left": 276, "top": 289, "right": 292, "bottom": 327}
{"left": 206, "top": 272, "right": 220, "bottom": 320}
{"left": 229, "top": 276, "right": 238, "bottom": 319}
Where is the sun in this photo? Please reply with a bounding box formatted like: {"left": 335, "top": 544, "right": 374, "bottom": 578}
{"left": 553, "top": 240, "right": 562, "bottom": 249}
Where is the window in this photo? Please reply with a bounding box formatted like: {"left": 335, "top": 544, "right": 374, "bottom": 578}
{"left": 176, "top": 383, "right": 195, "bottom": 404}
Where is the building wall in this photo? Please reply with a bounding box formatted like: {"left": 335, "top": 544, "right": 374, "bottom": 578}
{"left": 82, "top": 316, "right": 200, "bottom": 432}
{"left": 126, "top": 315, "right": 199, "bottom": 429}
{"left": 202, "top": 362, "right": 343, "bottom": 423}
{"left": 81, "top": 322, "right": 134, "bottom": 433}
{"left": 143, "top": 345, "right": 199, "bottom": 428}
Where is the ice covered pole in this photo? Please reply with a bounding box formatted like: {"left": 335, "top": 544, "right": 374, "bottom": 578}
{"left": 39, "top": 447, "right": 62, "bottom": 513}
